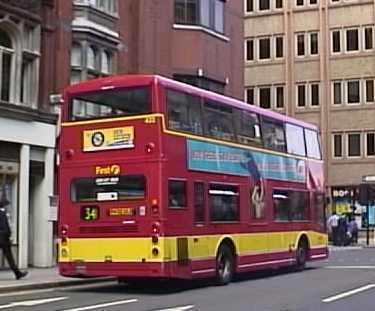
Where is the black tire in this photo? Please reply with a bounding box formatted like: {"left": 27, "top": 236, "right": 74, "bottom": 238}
{"left": 215, "top": 244, "right": 234, "bottom": 285}
{"left": 295, "top": 241, "right": 307, "bottom": 271}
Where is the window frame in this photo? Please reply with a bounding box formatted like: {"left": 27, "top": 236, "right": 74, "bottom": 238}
{"left": 346, "top": 80, "right": 361, "bottom": 105}
{"left": 296, "top": 83, "right": 307, "bottom": 108}
{"left": 168, "top": 178, "right": 188, "bottom": 209}
{"left": 332, "top": 80, "right": 342, "bottom": 105}
{"left": 347, "top": 132, "right": 361, "bottom": 158}
{"left": 365, "top": 132, "right": 375, "bottom": 158}
{"left": 258, "top": 37, "right": 271, "bottom": 60}
{"left": 208, "top": 183, "right": 240, "bottom": 222}
{"left": 363, "top": 26, "right": 374, "bottom": 51}
{"left": 332, "top": 133, "right": 343, "bottom": 159}
{"left": 365, "top": 79, "right": 374, "bottom": 104}
{"left": 345, "top": 27, "right": 360, "bottom": 53}
{"left": 331, "top": 29, "right": 341, "bottom": 54}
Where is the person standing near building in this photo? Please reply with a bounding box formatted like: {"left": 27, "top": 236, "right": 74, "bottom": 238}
{"left": 0, "top": 202, "right": 28, "bottom": 280}
{"left": 327, "top": 212, "right": 340, "bottom": 245}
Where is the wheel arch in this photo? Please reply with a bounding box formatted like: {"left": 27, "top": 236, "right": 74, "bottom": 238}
{"left": 215, "top": 235, "right": 237, "bottom": 258}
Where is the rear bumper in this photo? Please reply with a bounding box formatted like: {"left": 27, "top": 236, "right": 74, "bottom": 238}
{"left": 59, "top": 261, "right": 191, "bottom": 279}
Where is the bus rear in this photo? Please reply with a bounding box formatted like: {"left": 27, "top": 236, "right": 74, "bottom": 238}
{"left": 58, "top": 76, "right": 168, "bottom": 278}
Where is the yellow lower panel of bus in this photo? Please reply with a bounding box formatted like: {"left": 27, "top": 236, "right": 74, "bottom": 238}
{"left": 58, "top": 231, "right": 327, "bottom": 263}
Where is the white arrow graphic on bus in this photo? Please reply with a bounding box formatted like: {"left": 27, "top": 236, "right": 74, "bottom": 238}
{"left": 0, "top": 296, "right": 68, "bottom": 309}
{"left": 152, "top": 305, "right": 194, "bottom": 311}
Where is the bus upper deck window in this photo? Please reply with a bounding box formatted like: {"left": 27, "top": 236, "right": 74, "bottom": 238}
{"left": 69, "top": 87, "right": 150, "bottom": 121}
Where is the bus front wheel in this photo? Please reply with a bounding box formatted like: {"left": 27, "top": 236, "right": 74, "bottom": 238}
{"left": 215, "top": 244, "right": 234, "bottom": 285}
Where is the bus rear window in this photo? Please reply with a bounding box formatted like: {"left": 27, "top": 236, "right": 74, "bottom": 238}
{"left": 69, "top": 87, "right": 150, "bottom": 121}
{"left": 71, "top": 175, "right": 146, "bottom": 202}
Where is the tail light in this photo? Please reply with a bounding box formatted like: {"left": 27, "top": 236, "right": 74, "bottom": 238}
{"left": 61, "top": 225, "right": 68, "bottom": 237}
{"left": 61, "top": 237, "right": 68, "bottom": 246}
{"left": 151, "top": 199, "right": 159, "bottom": 214}
{"left": 145, "top": 142, "right": 155, "bottom": 154}
{"left": 151, "top": 222, "right": 160, "bottom": 244}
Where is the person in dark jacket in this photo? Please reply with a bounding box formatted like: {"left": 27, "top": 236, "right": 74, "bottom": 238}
{"left": 0, "top": 203, "right": 27, "bottom": 280}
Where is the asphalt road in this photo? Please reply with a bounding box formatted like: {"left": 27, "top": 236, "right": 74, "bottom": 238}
{"left": 0, "top": 246, "right": 375, "bottom": 311}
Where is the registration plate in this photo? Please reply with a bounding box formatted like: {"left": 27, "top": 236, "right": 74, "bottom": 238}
{"left": 108, "top": 207, "right": 135, "bottom": 216}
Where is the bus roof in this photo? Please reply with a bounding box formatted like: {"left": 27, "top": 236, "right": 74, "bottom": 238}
{"left": 64, "top": 74, "right": 319, "bottom": 131}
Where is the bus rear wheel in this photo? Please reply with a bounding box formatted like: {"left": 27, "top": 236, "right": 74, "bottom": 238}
{"left": 215, "top": 244, "right": 234, "bottom": 285}
{"left": 295, "top": 241, "right": 307, "bottom": 271}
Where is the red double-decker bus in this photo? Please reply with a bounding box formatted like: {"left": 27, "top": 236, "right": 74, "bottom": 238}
{"left": 58, "top": 75, "right": 328, "bottom": 285}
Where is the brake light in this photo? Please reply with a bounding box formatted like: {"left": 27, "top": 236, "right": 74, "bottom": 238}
{"left": 151, "top": 222, "right": 160, "bottom": 234}
{"left": 61, "top": 225, "right": 68, "bottom": 237}
{"left": 61, "top": 237, "right": 68, "bottom": 246}
{"left": 151, "top": 199, "right": 159, "bottom": 214}
{"left": 65, "top": 149, "right": 74, "bottom": 159}
{"left": 151, "top": 222, "right": 160, "bottom": 244}
{"left": 145, "top": 142, "right": 155, "bottom": 154}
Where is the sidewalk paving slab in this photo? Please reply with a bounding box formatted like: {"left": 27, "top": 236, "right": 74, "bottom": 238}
{"left": 0, "top": 268, "right": 114, "bottom": 293}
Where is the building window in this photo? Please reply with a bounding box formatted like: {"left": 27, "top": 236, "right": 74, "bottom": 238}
{"left": 276, "top": 86, "right": 284, "bottom": 108}
{"left": 175, "top": 0, "right": 225, "bottom": 33}
{"left": 364, "top": 26, "right": 373, "bottom": 50}
{"left": 259, "top": 87, "right": 271, "bottom": 109}
{"left": 346, "top": 29, "right": 359, "bottom": 52}
{"left": 246, "top": 88, "right": 254, "bottom": 105}
{"left": 366, "top": 79, "right": 374, "bottom": 103}
{"left": 71, "top": 43, "right": 82, "bottom": 67}
{"left": 259, "top": 38, "right": 271, "bottom": 60}
{"left": 297, "top": 84, "right": 306, "bottom": 107}
{"left": 259, "top": 0, "right": 270, "bottom": 10}
{"left": 296, "top": 0, "right": 304, "bottom": 6}
{"left": 333, "top": 81, "right": 342, "bottom": 105}
{"left": 347, "top": 80, "right": 360, "bottom": 104}
{"left": 332, "top": 30, "right": 341, "bottom": 53}
{"left": 246, "top": 39, "right": 254, "bottom": 61}
{"left": 275, "top": 36, "right": 283, "bottom": 58}
{"left": 310, "top": 0, "right": 318, "bottom": 4}
{"left": 70, "top": 43, "right": 114, "bottom": 86}
{"left": 311, "top": 83, "right": 320, "bottom": 106}
{"left": 246, "top": 0, "right": 254, "bottom": 12}
{"left": 275, "top": 0, "right": 283, "bottom": 9}
{"left": 297, "top": 34, "right": 305, "bottom": 56}
{"left": 310, "top": 33, "right": 318, "bottom": 55}
{"left": 333, "top": 134, "right": 342, "bottom": 158}
{"left": 0, "top": 28, "right": 13, "bottom": 102}
{"left": 87, "top": 0, "right": 118, "bottom": 15}
{"left": 347, "top": 133, "right": 361, "bottom": 157}
{"left": 366, "top": 133, "right": 375, "bottom": 157}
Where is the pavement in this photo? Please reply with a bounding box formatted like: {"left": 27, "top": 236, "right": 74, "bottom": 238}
{"left": 0, "top": 267, "right": 114, "bottom": 293}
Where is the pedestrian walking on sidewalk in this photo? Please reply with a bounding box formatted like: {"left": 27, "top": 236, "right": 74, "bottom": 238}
{"left": 0, "top": 202, "right": 28, "bottom": 280}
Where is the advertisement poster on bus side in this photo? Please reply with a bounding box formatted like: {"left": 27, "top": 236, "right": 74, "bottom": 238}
{"left": 187, "top": 140, "right": 306, "bottom": 183}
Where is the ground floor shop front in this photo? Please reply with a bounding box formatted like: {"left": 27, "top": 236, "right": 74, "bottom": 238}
{"left": 0, "top": 116, "right": 56, "bottom": 268}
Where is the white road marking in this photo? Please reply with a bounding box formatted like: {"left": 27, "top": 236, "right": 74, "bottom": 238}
{"left": 0, "top": 297, "right": 68, "bottom": 309}
{"left": 61, "top": 299, "right": 138, "bottom": 311}
{"left": 0, "top": 288, "right": 55, "bottom": 298}
{"left": 324, "top": 266, "right": 375, "bottom": 269}
{"left": 152, "top": 305, "right": 194, "bottom": 311}
{"left": 322, "top": 284, "right": 375, "bottom": 303}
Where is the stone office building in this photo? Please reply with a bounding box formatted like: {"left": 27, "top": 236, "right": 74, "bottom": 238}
{"left": 244, "top": 0, "right": 375, "bottom": 222}
{"left": 0, "top": 0, "right": 57, "bottom": 268}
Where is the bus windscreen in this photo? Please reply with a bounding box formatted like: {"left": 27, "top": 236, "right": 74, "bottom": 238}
{"left": 69, "top": 87, "right": 150, "bottom": 121}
